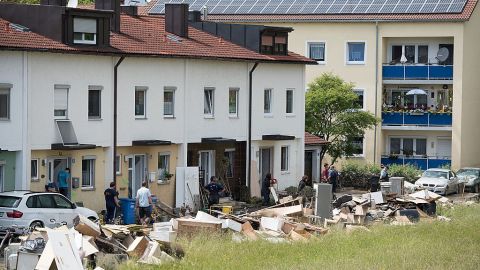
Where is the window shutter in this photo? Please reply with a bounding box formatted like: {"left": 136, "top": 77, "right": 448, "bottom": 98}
{"left": 73, "top": 17, "right": 97, "bottom": 33}
{"left": 54, "top": 88, "right": 68, "bottom": 111}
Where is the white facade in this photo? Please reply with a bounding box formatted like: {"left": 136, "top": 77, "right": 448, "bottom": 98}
{"left": 0, "top": 50, "right": 306, "bottom": 193}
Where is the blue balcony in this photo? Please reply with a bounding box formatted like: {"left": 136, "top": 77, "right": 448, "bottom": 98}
{"left": 383, "top": 64, "right": 453, "bottom": 80}
{"left": 382, "top": 112, "right": 452, "bottom": 127}
{"left": 381, "top": 156, "right": 451, "bottom": 170}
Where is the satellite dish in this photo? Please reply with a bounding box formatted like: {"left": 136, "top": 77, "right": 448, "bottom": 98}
{"left": 436, "top": 47, "right": 449, "bottom": 63}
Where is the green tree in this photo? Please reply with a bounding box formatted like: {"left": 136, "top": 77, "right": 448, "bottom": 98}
{"left": 305, "top": 73, "right": 379, "bottom": 164}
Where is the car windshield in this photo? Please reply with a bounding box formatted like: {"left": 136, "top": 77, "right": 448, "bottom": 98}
{"left": 0, "top": 196, "right": 22, "bottom": 208}
{"left": 423, "top": 171, "right": 448, "bottom": 179}
{"left": 457, "top": 169, "right": 479, "bottom": 177}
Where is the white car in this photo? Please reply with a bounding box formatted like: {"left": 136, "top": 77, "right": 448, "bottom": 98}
{"left": 414, "top": 168, "right": 459, "bottom": 196}
{"left": 0, "top": 191, "right": 98, "bottom": 230}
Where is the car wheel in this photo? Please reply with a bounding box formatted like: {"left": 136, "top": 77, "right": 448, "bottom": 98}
{"left": 444, "top": 186, "right": 449, "bottom": 196}
{"left": 455, "top": 184, "right": 459, "bottom": 194}
{"left": 30, "top": 221, "right": 44, "bottom": 230}
{"left": 474, "top": 184, "right": 479, "bottom": 194}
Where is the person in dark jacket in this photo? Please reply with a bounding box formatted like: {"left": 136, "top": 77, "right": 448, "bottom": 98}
{"left": 261, "top": 173, "right": 272, "bottom": 206}
{"left": 204, "top": 176, "right": 224, "bottom": 207}
{"left": 298, "top": 175, "right": 309, "bottom": 193}
{"left": 328, "top": 165, "right": 339, "bottom": 193}
{"left": 104, "top": 182, "right": 120, "bottom": 224}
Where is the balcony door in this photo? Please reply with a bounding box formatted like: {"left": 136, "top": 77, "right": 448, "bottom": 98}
{"left": 437, "top": 138, "right": 452, "bottom": 159}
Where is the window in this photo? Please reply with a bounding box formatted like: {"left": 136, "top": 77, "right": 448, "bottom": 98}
{"left": 308, "top": 42, "right": 325, "bottom": 62}
{"left": 281, "top": 146, "right": 289, "bottom": 171}
{"left": 164, "top": 88, "right": 175, "bottom": 117}
{"left": 204, "top": 88, "right": 214, "bottom": 117}
{"left": 389, "top": 138, "right": 427, "bottom": 156}
{"left": 229, "top": 88, "right": 239, "bottom": 117}
{"left": 31, "top": 159, "right": 39, "bottom": 180}
{"left": 353, "top": 90, "right": 365, "bottom": 109}
{"left": 260, "top": 32, "right": 288, "bottom": 55}
{"left": 388, "top": 89, "right": 427, "bottom": 109}
{"left": 351, "top": 137, "right": 364, "bottom": 156}
{"left": 73, "top": 17, "right": 97, "bottom": 45}
{"left": 54, "top": 85, "right": 69, "bottom": 118}
{"left": 88, "top": 86, "right": 102, "bottom": 119}
{"left": 37, "top": 195, "right": 55, "bottom": 208}
{"left": 286, "top": 89, "right": 294, "bottom": 114}
{"left": 52, "top": 194, "right": 73, "bottom": 209}
{"left": 158, "top": 153, "right": 170, "bottom": 180}
{"left": 115, "top": 155, "right": 121, "bottom": 175}
{"left": 224, "top": 150, "right": 235, "bottom": 178}
{"left": 347, "top": 42, "right": 366, "bottom": 64}
{"left": 82, "top": 158, "right": 95, "bottom": 188}
{"left": 0, "top": 87, "right": 10, "bottom": 120}
{"left": 135, "top": 87, "right": 147, "bottom": 118}
{"left": 391, "top": 45, "right": 429, "bottom": 64}
{"left": 264, "top": 89, "right": 272, "bottom": 114}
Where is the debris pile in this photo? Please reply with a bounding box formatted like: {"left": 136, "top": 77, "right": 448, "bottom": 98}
{"left": 3, "top": 215, "right": 179, "bottom": 270}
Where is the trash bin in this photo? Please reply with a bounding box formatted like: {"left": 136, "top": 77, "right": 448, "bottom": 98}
{"left": 119, "top": 198, "right": 136, "bottom": 224}
{"left": 380, "top": 182, "right": 392, "bottom": 194}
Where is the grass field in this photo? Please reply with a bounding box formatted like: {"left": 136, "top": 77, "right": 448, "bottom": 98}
{"left": 121, "top": 204, "right": 480, "bottom": 270}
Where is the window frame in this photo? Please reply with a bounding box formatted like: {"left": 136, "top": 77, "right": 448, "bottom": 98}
{"left": 73, "top": 17, "right": 98, "bottom": 45}
{"left": 389, "top": 137, "right": 428, "bottom": 157}
{"left": 31, "top": 159, "right": 39, "bottom": 181}
{"left": 280, "top": 146, "right": 289, "bottom": 172}
{"left": 158, "top": 152, "right": 171, "bottom": 181}
{"left": 115, "top": 155, "right": 122, "bottom": 176}
{"left": 0, "top": 85, "right": 11, "bottom": 121}
{"left": 353, "top": 89, "right": 365, "bottom": 110}
{"left": 54, "top": 85, "right": 69, "bottom": 120}
{"left": 81, "top": 157, "right": 95, "bottom": 189}
{"left": 204, "top": 87, "right": 215, "bottom": 118}
{"left": 88, "top": 85, "right": 102, "bottom": 120}
{"left": 135, "top": 86, "right": 147, "bottom": 119}
{"left": 346, "top": 41, "right": 367, "bottom": 65}
{"left": 286, "top": 89, "right": 295, "bottom": 115}
{"left": 351, "top": 136, "right": 365, "bottom": 157}
{"left": 390, "top": 44, "right": 429, "bottom": 64}
{"left": 306, "top": 41, "right": 326, "bottom": 63}
{"left": 264, "top": 88, "right": 273, "bottom": 115}
{"left": 163, "top": 87, "right": 176, "bottom": 118}
{"left": 228, "top": 88, "right": 239, "bottom": 118}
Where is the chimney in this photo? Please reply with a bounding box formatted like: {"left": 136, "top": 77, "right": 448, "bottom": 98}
{"left": 165, "top": 3, "right": 189, "bottom": 38}
{"left": 40, "top": 0, "right": 67, "bottom": 6}
{"left": 95, "top": 0, "right": 120, "bottom": 32}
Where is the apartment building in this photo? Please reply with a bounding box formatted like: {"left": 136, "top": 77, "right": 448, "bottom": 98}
{"left": 0, "top": 1, "right": 313, "bottom": 211}
{"left": 149, "top": 0, "right": 480, "bottom": 170}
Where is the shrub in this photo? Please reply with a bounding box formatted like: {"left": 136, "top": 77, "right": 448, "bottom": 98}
{"left": 388, "top": 164, "right": 422, "bottom": 183}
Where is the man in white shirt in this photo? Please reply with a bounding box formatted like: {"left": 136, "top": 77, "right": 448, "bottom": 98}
{"left": 136, "top": 181, "right": 152, "bottom": 225}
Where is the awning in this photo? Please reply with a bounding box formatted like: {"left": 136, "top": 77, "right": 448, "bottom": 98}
{"left": 132, "top": 140, "right": 172, "bottom": 146}
{"left": 53, "top": 120, "right": 96, "bottom": 150}
{"left": 201, "top": 137, "right": 236, "bottom": 143}
{"left": 262, "top": 134, "right": 296, "bottom": 141}
{"left": 304, "top": 132, "right": 329, "bottom": 146}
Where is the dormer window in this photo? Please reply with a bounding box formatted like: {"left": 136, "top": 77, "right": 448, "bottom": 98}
{"left": 73, "top": 17, "right": 97, "bottom": 45}
{"left": 260, "top": 31, "right": 288, "bottom": 56}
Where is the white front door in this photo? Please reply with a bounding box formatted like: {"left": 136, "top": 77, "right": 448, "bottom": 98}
{"left": 437, "top": 138, "right": 452, "bottom": 159}
{"left": 47, "top": 158, "right": 70, "bottom": 196}
{"left": 127, "top": 154, "right": 147, "bottom": 198}
{"left": 199, "top": 151, "right": 215, "bottom": 186}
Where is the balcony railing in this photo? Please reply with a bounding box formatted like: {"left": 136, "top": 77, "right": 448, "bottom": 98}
{"left": 381, "top": 155, "right": 451, "bottom": 170}
{"left": 383, "top": 64, "right": 453, "bottom": 80}
{"left": 382, "top": 111, "right": 452, "bottom": 127}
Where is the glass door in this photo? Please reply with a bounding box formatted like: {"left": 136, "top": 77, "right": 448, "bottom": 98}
{"left": 128, "top": 155, "right": 146, "bottom": 198}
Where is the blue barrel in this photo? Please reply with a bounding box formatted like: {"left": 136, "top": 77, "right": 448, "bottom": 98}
{"left": 119, "top": 198, "right": 136, "bottom": 224}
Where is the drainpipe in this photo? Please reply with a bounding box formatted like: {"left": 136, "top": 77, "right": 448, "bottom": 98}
{"left": 373, "top": 21, "right": 379, "bottom": 164}
{"left": 247, "top": 62, "right": 259, "bottom": 196}
{"left": 113, "top": 56, "right": 125, "bottom": 185}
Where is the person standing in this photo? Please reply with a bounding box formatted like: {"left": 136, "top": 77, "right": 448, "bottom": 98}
{"left": 380, "top": 165, "right": 389, "bottom": 182}
{"left": 322, "top": 163, "right": 330, "bottom": 183}
{"left": 204, "top": 176, "right": 224, "bottom": 207}
{"left": 104, "top": 182, "right": 120, "bottom": 224}
{"left": 57, "top": 168, "right": 70, "bottom": 198}
{"left": 261, "top": 173, "right": 273, "bottom": 206}
{"left": 328, "top": 165, "right": 339, "bottom": 193}
{"left": 136, "top": 181, "right": 152, "bottom": 225}
{"left": 298, "top": 175, "right": 309, "bottom": 193}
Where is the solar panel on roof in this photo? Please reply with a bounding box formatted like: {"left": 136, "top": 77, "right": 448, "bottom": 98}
{"left": 149, "top": 0, "right": 469, "bottom": 15}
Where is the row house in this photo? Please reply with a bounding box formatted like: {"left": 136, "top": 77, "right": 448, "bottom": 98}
{"left": 0, "top": 1, "right": 314, "bottom": 211}
{"left": 166, "top": 0, "right": 480, "bottom": 170}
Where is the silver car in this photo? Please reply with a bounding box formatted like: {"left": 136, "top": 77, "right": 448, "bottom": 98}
{"left": 456, "top": 167, "right": 480, "bottom": 193}
{"left": 414, "top": 168, "right": 459, "bottom": 195}
{"left": 0, "top": 191, "right": 98, "bottom": 229}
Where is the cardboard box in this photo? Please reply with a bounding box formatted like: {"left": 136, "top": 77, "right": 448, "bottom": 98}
{"left": 126, "top": 236, "right": 149, "bottom": 258}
